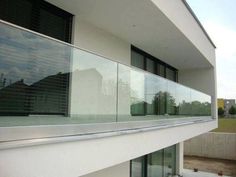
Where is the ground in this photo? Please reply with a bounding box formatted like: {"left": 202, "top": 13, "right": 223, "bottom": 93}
{"left": 212, "top": 118, "right": 236, "bottom": 133}
{"left": 183, "top": 169, "right": 230, "bottom": 177}
{"left": 184, "top": 156, "right": 236, "bottom": 177}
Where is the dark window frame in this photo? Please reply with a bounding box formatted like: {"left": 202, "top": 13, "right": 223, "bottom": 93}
{"left": 131, "top": 46, "right": 178, "bottom": 116}
{"left": 131, "top": 46, "right": 178, "bottom": 82}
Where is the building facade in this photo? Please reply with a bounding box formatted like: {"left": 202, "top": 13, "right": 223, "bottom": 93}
{"left": 0, "top": 0, "right": 217, "bottom": 177}
{"left": 217, "top": 98, "right": 224, "bottom": 109}
{"left": 224, "top": 99, "right": 236, "bottom": 116}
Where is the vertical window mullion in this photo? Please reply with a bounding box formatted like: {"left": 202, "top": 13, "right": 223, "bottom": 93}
{"left": 144, "top": 155, "right": 148, "bottom": 177}
{"left": 144, "top": 56, "right": 147, "bottom": 116}
{"left": 162, "top": 149, "right": 165, "bottom": 177}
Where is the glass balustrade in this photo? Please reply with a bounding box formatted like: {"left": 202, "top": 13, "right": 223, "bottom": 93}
{"left": 0, "top": 20, "right": 212, "bottom": 127}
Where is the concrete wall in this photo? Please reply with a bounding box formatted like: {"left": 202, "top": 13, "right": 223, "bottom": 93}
{"left": 81, "top": 162, "right": 129, "bottom": 177}
{"left": 184, "top": 132, "right": 236, "bottom": 160}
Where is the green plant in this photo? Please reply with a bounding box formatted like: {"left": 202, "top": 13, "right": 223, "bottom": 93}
{"left": 218, "top": 107, "right": 225, "bottom": 116}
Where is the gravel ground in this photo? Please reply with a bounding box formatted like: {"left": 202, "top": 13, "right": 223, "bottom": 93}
{"left": 184, "top": 155, "right": 236, "bottom": 177}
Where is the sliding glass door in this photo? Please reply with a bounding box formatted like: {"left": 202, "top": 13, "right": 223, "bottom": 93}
{"left": 131, "top": 145, "right": 176, "bottom": 177}
{"left": 147, "top": 151, "right": 163, "bottom": 177}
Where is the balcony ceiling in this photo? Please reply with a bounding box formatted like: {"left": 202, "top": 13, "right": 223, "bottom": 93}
{"left": 47, "top": 0, "right": 212, "bottom": 70}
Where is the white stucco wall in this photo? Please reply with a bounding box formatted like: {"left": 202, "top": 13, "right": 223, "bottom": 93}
{"left": 73, "top": 17, "right": 131, "bottom": 66}
{"left": 0, "top": 121, "right": 217, "bottom": 177}
{"left": 69, "top": 17, "right": 132, "bottom": 117}
{"left": 81, "top": 162, "right": 130, "bottom": 177}
{"left": 150, "top": 0, "right": 216, "bottom": 66}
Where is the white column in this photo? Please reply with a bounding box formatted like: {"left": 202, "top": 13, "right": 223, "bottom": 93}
{"left": 176, "top": 142, "right": 184, "bottom": 176}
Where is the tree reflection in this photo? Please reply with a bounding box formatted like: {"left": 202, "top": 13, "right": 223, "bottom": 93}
{"left": 131, "top": 90, "right": 211, "bottom": 117}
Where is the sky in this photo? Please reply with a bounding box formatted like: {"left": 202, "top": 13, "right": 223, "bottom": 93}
{"left": 186, "top": 0, "right": 236, "bottom": 99}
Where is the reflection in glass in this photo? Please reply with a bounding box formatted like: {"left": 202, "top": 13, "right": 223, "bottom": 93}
{"left": 70, "top": 49, "right": 117, "bottom": 122}
{"left": 131, "top": 145, "right": 176, "bottom": 177}
{"left": 131, "top": 157, "right": 145, "bottom": 177}
{"left": 176, "top": 85, "right": 192, "bottom": 116}
{"left": 147, "top": 151, "right": 163, "bottom": 177}
{"left": 145, "top": 73, "right": 167, "bottom": 116}
{"left": 191, "top": 90, "right": 211, "bottom": 116}
{"left": 130, "top": 70, "right": 145, "bottom": 115}
{"left": 0, "top": 21, "right": 212, "bottom": 126}
{"left": 164, "top": 146, "right": 176, "bottom": 176}
{"left": 166, "top": 81, "right": 177, "bottom": 115}
{"left": 0, "top": 22, "right": 70, "bottom": 116}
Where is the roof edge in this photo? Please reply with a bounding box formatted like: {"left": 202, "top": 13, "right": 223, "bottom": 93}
{"left": 182, "top": 0, "right": 216, "bottom": 49}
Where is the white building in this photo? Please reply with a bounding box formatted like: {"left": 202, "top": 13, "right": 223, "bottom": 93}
{"left": 0, "top": 0, "right": 217, "bottom": 177}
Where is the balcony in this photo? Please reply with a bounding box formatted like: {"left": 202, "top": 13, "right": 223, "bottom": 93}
{"left": 0, "top": 20, "right": 212, "bottom": 143}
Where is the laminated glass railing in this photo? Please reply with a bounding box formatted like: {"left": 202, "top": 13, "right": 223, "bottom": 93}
{"left": 0, "top": 20, "right": 212, "bottom": 127}
{"left": 117, "top": 65, "right": 211, "bottom": 121}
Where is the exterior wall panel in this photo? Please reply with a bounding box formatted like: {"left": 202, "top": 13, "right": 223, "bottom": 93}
{"left": 73, "top": 17, "right": 131, "bottom": 66}
{"left": 0, "top": 121, "right": 216, "bottom": 177}
{"left": 81, "top": 162, "right": 130, "bottom": 177}
{"left": 150, "top": 0, "right": 216, "bottom": 66}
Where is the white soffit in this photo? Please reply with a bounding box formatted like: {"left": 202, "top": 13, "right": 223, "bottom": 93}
{"left": 47, "top": 0, "right": 213, "bottom": 70}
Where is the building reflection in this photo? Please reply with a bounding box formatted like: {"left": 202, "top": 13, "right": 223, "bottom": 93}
{"left": 0, "top": 72, "right": 69, "bottom": 116}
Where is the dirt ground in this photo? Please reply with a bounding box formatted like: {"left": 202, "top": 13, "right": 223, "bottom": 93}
{"left": 184, "top": 155, "right": 236, "bottom": 177}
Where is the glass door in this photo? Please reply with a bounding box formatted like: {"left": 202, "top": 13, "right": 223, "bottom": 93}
{"left": 163, "top": 146, "right": 176, "bottom": 177}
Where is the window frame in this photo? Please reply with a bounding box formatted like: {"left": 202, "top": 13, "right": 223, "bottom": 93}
{"left": 131, "top": 46, "right": 178, "bottom": 82}
{"left": 130, "top": 145, "right": 177, "bottom": 177}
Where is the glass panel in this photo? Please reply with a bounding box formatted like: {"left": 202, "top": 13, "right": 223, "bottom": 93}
{"left": 176, "top": 85, "right": 192, "bottom": 116}
{"left": 70, "top": 49, "right": 117, "bottom": 123}
{"left": 0, "top": 20, "right": 212, "bottom": 128}
{"left": 130, "top": 70, "right": 145, "bottom": 116}
{"left": 147, "top": 150, "right": 163, "bottom": 177}
{"left": 146, "top": 58, "right": 155, "bottom": 74}
{"left": 131, "top": 157, "right": 145, "bottom": 177}
{"left": 166, "top": 81, "right": 177, "bottom": 116}
{"left": 191, "top": 89, "right": 211, "bottom": 116}
{"left": 118, "top": 65, "right": 168, "bottom": 121}
{"left": 145, "top": 72, "right": 167, "bottom": 116}
{"left": 117, "top": 64, "right": 131, "bottom": 120}
{"left": 131, "top": 50, "right": 144, "bottom": 70}
{"left": 164, "top": 146, "right": 176, "bottom": 176}
{"left": 0, "top": 21, "right": 70, "bottom": 118}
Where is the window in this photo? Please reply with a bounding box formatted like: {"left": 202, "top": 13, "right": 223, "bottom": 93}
{"left": 147, "top": 151, "right": 163, "bottom": 177}
{"left": 166, "top": 68, "right": 177, "bottom": 82}
{"left": 131, "top": 145, "right": 176, "bottom": 177}
{"left": 0, "top": 0, "right": 73, "bottom": 43}
{"left": 131, "top": 46, "right": 178, "bottom": 82}
{"left": 131, "top": 157, "right": 145, "bottom": 177}
{"left": 131, "top": 50, "right": 145, "bottom": 70}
